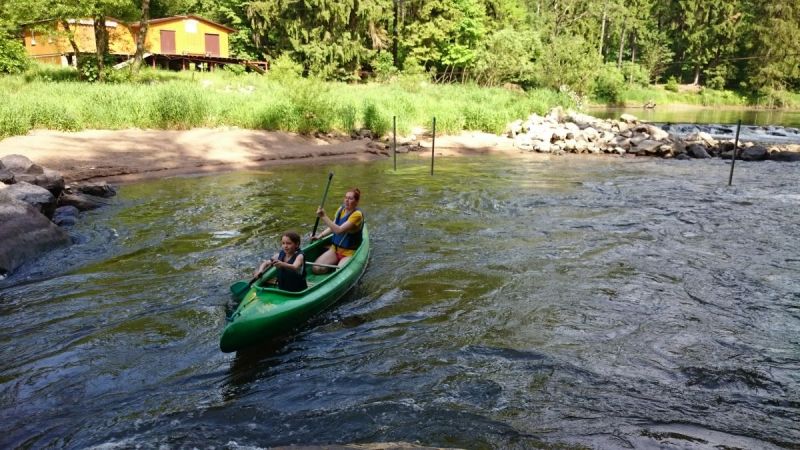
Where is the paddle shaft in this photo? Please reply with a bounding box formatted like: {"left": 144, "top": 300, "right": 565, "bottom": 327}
{"left": 312, "top": 172, "right": 334, "bottom": 237}
{"left": 305, "top": 262, "right": 341, "bottom": 269}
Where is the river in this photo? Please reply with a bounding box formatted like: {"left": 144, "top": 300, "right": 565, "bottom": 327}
{"left": 1, "top": 155, "right": 798, "bottom": 449}
{"left": 588, "top": 106, "right": 800, "bottom": 128}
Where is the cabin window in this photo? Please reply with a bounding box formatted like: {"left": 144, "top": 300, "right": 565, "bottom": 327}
{"left": 185, "top": 19, "right": 198, "bottom": 33}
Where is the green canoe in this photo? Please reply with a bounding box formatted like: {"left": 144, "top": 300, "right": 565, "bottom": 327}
{"left": 220, "top": 225, "right": 369, "bottom": 352}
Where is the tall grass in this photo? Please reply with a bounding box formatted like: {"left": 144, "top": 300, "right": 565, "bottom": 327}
{"left": 0, "top": 66, "right": 572, "bottom": 139}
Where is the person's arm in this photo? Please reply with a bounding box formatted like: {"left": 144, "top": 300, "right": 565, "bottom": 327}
{"left": 254, "top": 252, "right": 278, "bottom": 276}
{"left": 311, "top": 226, "right": 332, "bottom": 241}
{"left": 274, "top": 253, "right": 304, "bottom": 273}
{"left": 317, "top": 207, "right": 357, "bottom": 235}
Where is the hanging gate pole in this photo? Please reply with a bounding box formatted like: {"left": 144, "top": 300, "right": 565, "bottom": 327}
{"left": 728, "top": 119, "right": 742, "bottom": 186}
{"left": 431, "top": 117, "right": 436, "bottom": 175}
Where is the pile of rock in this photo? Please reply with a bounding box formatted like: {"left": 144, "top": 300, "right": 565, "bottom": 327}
{"left": 506, "top": 107, "right": 800, "bottom": 161}
{"left": 0, "top": 154, "right": 117, "bottom": 277}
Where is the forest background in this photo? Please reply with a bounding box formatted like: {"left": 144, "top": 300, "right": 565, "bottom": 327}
{"left": 0, "top": 0, "right": 798, "bottom": 139}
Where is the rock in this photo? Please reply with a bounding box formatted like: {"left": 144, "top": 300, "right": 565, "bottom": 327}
{"left": 0, "top": 154, "right": 43, "bottom": 174}
{"left": 73, "top": 181, "right": 117, "bottom": 198}
{"left": 545, "top": 106, "right": 566, "bottom": 123}
{"left": 15, "top": 168, "right": 65, "bottom": 197}
{"left": 0, "top": 200, "right": 71, "bottom": 276}
{"left": 533, "top": 141, "right": 553, "bottom": 153}
{"left": 675, "top": 153, "right": 692, "bottom": 160}
{"left": 566, "top": 111, "right": 600, "bottom": 127}
{"left": 581, "top": 127, "right": 599, "bottom": 142}
{"left": 739, "top": 145, "right": 769, "bottom": 161}
{"left": 645, "top": 124, "right": 670, "bottom": 141}
{"left": 769, "top": 151, "right": 800, "bottom": 162}
{"left": 53, "top": 205, "right": 80, "bottom": 226}
{"left": 0, "top": 181, "right": 58, "bottom": 218}
{"left": 687, "top": 143, "right": 711, "bottom": 158}
{"left": 506, "top": 119, "right": 523, "bottom": 137}
{"left": 0, "top": 169, "right": 14, "bottom": 184}
{"left": 619, "top": 113, "right": 639, "bottom": 123}
{"left": 59, "top": 193, "right": 108, "bottom": 211}
{"left": 634, "top": 139, "right": 664, "bottom": 155}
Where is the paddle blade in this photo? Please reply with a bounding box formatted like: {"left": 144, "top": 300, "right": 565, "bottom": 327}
{"left": 230, "top": 280, "right": 252, "bottom": 301}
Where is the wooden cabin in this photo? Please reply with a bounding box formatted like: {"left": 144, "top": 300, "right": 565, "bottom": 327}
{"left": 21, "top": 15, "right": 254, "bottom": 71}
{"left": 135, "top": 15, "right": 233, "bottom": 58}
{"left": 21, "top": 18, "right": 135, "bottom": 66}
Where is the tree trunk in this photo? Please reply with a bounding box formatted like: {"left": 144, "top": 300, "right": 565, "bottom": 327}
{"left": 60, "top": 20, "right": 81, "bottom": 69}
{"left": 617, "top": 26, "right": 626, "bottom": 68}
{"left": 132, "top": 0, "right": 151, "bottom": 74}
{"left": 693, "top": 65, "right": 701, "bottom": 85}
{"left": 93, "top": 14, "right": 109, "bottom": 81}
{"left": 599, "top": 1, "right": 607, "bottom": 57}
{"left": 392, "top": 0, "right": 399, "bottom": 66}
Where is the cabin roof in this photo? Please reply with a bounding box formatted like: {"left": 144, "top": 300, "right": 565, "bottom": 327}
{"left": 135, "top": 15, "right": 235, "bottom": 33}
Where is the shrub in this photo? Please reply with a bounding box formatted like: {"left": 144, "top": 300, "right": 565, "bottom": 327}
{"left": 621, "top": 62, "right": 650, "bottom": 86}
{"left": 0, "top": 36, "right": 30, "bottom": 74}
{"left": 591, "top": 63, "right": 625, "bottom": 103}
{"left": 665, "top": 76, "right": 679, "bottom": 92}
{"left": 269, "top": 54, "right": 303, "bottom": 81}
{"left": 338, "top": 104, "right": 358, "bottom": 134}
{"left": 372, "top": 51, "right": 398, "bottom": 82}
{"left": 362, "top": 101, "right": 389, "bottom": 137}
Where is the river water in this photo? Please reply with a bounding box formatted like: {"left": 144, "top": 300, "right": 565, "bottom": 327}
{"left": 1, "top": 155, "right": 798, "bottom": 449}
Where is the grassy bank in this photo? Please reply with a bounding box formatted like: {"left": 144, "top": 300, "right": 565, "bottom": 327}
{"left": 0, "top": 66, "right": 572, "bottom": 139}
{"left": 614, "top": 85, "right": 800, "bottom": 109}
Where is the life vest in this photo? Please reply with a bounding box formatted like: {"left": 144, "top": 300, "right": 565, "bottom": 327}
{"left": 276, "top": 250, "right": 307, "bottom": 292}
{"left": 331, "top": 206, "right": 363, "bottom": 250}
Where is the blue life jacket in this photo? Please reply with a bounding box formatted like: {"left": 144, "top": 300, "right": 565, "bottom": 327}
{"left": 331, "top": 206, "right": 363, "bottom": 250}
{"left": 276, "top": 250, "right": 307, "bottom": 292}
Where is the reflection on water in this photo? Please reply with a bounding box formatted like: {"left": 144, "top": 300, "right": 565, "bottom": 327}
{"left": 1, "top": 155, "right": 798, "bottom": 449}
{"left": 590, "top": 106, "right": 800, "bottom": 128}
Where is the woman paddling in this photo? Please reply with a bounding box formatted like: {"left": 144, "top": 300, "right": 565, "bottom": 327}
{"left": 310, "top": 187, "right": 364, "bottom": 274}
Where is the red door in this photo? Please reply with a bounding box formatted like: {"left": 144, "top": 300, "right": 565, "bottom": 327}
{"left": 204, "top": 33, "right": 220, "bottom": 56}
{"left": 160, "top": 30, "right": 176, "bottom": 54}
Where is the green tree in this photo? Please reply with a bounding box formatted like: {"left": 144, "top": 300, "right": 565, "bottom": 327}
{"left": 472, "top": 27, "right": 540, "bottom": 86}
{"left": 533, "top": 34, "right": 601, "bottom": 94}
{"left": 744, "top": 0, "right": 800, "bottom": 94}
{"left": 400, "top": 0, "right": 487, "bottom": 80}
{"left": 246, "top": 0, "right": 391, "bottom": 79}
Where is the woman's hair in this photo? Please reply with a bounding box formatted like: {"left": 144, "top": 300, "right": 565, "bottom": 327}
{"left": 283, "top": 231, "right": 301, "bottom": 246}
{"left": 347, "top": 188, "right": 361, "bottom": 202}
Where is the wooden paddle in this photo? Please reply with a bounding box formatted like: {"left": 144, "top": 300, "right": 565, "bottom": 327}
{"left": 312, "top": 172, "right": 334, "bottom": 238}
{"left": 230, "top": 263, "right": 272, "bottom": 301}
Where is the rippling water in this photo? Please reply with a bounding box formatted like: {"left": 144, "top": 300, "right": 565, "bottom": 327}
{"left": 1, "top": 155, "right": 798, "bottom": 449}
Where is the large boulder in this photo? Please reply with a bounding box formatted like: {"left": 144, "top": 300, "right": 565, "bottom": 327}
{"left": 0, "top": 154, "right": 64, "bottom": 197}
{"left": 0, "top": 200, "right": 71, "bottom": 276}
{"left": 0, "top": 181, "right": 58, "bottom": 218}
{"left": 687, "top": 143, "right": 711, "bottom": 159}
{"left": 739, "top": 145, "right": 769, "bottom": 161}
{"left": 769, "top": 151, "right": 800, "bottom": 162}
{"left": 0, "top": 154, "right": 43, "bottom": 174}
{"left": 14, "top": 169, "right": 65, "bottom": 197}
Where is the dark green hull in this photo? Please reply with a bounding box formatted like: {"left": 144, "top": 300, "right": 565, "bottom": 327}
{"left": 220, "top": 225, "right": 369, "bottom": 352}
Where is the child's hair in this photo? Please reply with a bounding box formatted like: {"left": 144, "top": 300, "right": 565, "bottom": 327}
{"left": 283, "top": 231, "right": 301, "bottom": 246}
{"left": 347, "top": 188, "right": 361, "bottom": 201}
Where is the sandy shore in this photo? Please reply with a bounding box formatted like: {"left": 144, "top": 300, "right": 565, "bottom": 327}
{"left": 0, "top": 128, "right": 519, "bottom": 184}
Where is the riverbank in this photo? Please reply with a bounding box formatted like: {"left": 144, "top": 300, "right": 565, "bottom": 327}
{"left": 0, "top": 127, "right": 520, "bottom": 184}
